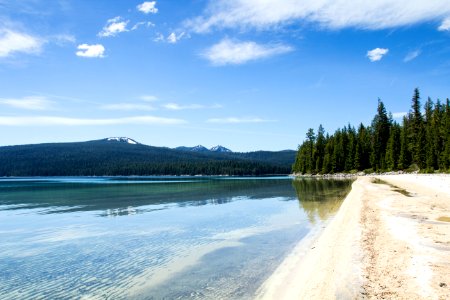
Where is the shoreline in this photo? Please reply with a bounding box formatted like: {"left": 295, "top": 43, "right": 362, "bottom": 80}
{"left": 256, "top": 174, "right": 450, "bottom": 299}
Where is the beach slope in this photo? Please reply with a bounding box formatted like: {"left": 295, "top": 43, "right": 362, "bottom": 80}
{"left": 256, "top": 175, "right": 450, "bottom": 299}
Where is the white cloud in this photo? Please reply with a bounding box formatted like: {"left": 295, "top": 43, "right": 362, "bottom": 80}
{"left": 137, "top": 1, "right": 158, "bottom": 14}
{"left": 131, "top": 21, "right": 154, "bottom": 31}
{"left": 0, "top": 29, "right": 43, "bottom": 57}
{"left": 167, "top": 32, "right": 185, "bottom": 44}
{"left": 163, "top": 103, "right": 221, "bottom": 110}
{"left": 404, "top": 50, "right": 421, "bottom": 62}
{"left": 154, "top": 33, "right": 165, "bottom": 42}
{"left": 52, "top": 34, "right": 76, "bottom": 44}
{"left": 0, "top": 96, "right": 54, "bottom": 110}
{"left": 203, "top": 38, "right": 292, "bottom": 66}
{"left": 164, "top": 103, "right": 198, "bottom": 110}
{"left": 187, "top": 0, "right": 450, "bottom": 33}
{"left": 99, "top": 17, "right": 129, "bottom": 37}
{"left": 140, "top": 95, "right": 159, "bottom": 102}
{"left": 0, "top": 115, "right": 186, "bottom": 126}
{"left": 392, "top": 112, "right": 407, "bottom": 119}
{"left": 101, "top": 103, "right": 156, "bottom": 111}
{"left": 438, "top": 17, "right": 450, "bottom": 31}
{"left": 367, "top": 48, "right": 389, "bottom": 62}
{"left": 76, "top": 44, "right": 105, "bottom": 58}
{"left": 206, "top": 117, "right": 273, "bottom": 124}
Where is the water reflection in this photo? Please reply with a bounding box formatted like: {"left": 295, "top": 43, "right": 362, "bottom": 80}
{"left": 293, "top": 178, "right": 353, "bottom": 224}
{"left": 0, "top": 177, "right": 354, "bottom": 299}
{"left": 0, "top": 178, "right": 297, "bottom": 216}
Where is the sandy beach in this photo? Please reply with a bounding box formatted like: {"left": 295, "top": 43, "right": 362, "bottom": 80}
{"left": 256, "top": 174, "right": 450, "bottom": 300}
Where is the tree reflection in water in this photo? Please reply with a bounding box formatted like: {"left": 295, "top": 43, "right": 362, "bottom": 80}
{"left": 292, "top": 178, "right": 354, "bottom": 224}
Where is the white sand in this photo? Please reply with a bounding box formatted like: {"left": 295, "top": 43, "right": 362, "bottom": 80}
{"left": 256, "top": 175, "right": 450, "bottom": 300}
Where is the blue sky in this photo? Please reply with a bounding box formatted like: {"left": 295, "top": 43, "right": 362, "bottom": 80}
{"left": 1, "top": 0, "right": 450, "bottom": 151}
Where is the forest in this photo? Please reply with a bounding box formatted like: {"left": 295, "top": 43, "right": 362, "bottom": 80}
{"left": 292, "top": 88, "right": 450, "bottom": 174}
{"left": 0, "top": 139, "right": 295, "bottom": 176}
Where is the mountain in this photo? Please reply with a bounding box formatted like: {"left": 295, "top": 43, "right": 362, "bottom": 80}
{"left": 210, "top": 145, "right": 232, "bottom": 153}
{"left": 175, "top": 145, "right": 209, "bottom": 152}
{"left": 0, "top": 138, "right": 296, "bottom": 176}
{"left": 175, "top": 145, "right": 232, "bottom": 153}
{"left": 105, "top": 137, "right": 139, "bottom": 144}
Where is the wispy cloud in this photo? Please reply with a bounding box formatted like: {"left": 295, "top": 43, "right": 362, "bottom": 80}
{"left": 438, "top": 17, "right": 450, "bottom": 31}
{"left": 131, "top": 21, "right": 154, "bottom": 31}
{"left": 404, "top": 50, "right": 421, "bottom": 62}
{"left": 51, "top": 34, "right": 76, "bottom": 45}
{"left": 0, "top": 96, "right": 54, "bottom": 110}
{"left": 186, "top": 1, "right": 450, "bottom": 33}
{"left": 203, "top": 38, "right": 293, "bottom": 66}
{"left": 163, "top": 103, "right": 222, "bottom": 110}
{"left": 0, "top": 115, "right": 186, "bottom": 126}
{"left": 367, "top": 48, "right": 389, "bottom": 62}
{"left": 101, "top": 103, "right": 156, "bottom": 111}
{"left": 76, "top": 44, "right": 105, "bottom": 58}
{"left": 392, "top": 112, "right": 407, "bottom": 119}
{"left": 206, "top": 117, "right": 274, "bottom": 124}
{"left": 0, "top": 29, "right": 44, "bottom": 57}
{"left": 154, "top": 33, "right": 165, "bottom": 42}
{"left": 137, "top": 1, "right": 158, "bottom": 14}
{"left": 98, "top": 17, "right": 129, "bottom": 37}
{"left": 140, "top": 95, "right": 159, "bottom": 102}
{"left": 167, "top": 32, "right": 186, "bottom": 44}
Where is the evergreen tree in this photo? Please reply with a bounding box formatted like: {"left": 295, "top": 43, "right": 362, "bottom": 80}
{"left": 314, "top": 125, "right": 326, "bottom": 173}
{"left": 424, "top": 97, "right": 435, "bottom": 171}
{"left": 322, "top": 134, "right": 333, "bottom": 174}
{"left": 409, "top": 88, "right": 426, "bottom": 169}
{"left": 442, "top": 99, "right": 450, "bottom": 170}
{"left": 433, "top": 99, "right": 445, "bottom": 170}
{"left": 345, "top": 125, "right": 356, "bottom": 171}
{"left": 385, "top": 123, "right": 401, "bottom": 170}
{"left": 370, "top": 99, "right": 391, "bottom": 171}
{"left": 398, "top": 116, "right": 411, "bottom": 170}
{"left": 292, "top": 89, "right": 450, "bottom": 175}
{"left": 306, "top": 128, "right": 316, "bottom": 173}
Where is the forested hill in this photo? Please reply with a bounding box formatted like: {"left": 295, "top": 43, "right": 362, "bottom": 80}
{"left": 293, "top": 88, "right": 450, "bottom": 174}
{"left": 0, "top": 139, "right": 296, "bottom": 176}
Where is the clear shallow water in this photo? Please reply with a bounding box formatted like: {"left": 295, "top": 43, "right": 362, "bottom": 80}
{"left": 0, "top": 177, "right": 352, "bottom": 299}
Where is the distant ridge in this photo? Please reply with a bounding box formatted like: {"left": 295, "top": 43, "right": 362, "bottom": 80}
{"left": 0, "top": 138, "right": 296, "bottom": 176}
{"left": 175, "top": 145, "right": 210, "bottom": 152}
{"left": 105, "top": 137, "right": 139, "bottom": 144}
{"left": 176, "top": 145, "right": 232, "bottom": 153}
{"left": 210, "top": 145, "right": 232, "bottom": 153}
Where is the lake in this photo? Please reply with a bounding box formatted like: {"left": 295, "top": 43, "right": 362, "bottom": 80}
{"left": 0, "top": 176, "right": 352, "bottom": 299}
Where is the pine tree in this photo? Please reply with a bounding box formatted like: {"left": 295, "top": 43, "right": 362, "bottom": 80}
{"left": 385, "top": 123, "right": 401, "bottom": 170}
{"left": 345, "top": 125, "right": 356, "bottom": 171}
{"left": 398, "top": 116, "right": 411, "bottom": 170}
{"left": 322, "top": 134, "right": 333, "bottom": 174}
{"left": 314, "top": 125, "right": 326, "bottom": 173}
{"left": 433, "top": 99, "right": 445, "bottom": 170}
{"left": 370, "top": 99, "right": 391, "bottom": 171}
{"left": 409, "top": 88, "right": 426, "bottom": 169}
{"left": 442, "top": 99, "right": 450, "bottom": 171}
{"left": 424, "top": 97, "right": 435, "bottom": 172}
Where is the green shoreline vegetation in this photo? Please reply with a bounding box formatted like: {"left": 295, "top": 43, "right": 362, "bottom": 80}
{"left": 293, "top": 88, "right": 450, "bottom": 175}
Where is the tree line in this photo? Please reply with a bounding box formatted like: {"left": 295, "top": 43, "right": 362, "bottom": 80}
{"left": 0, "top": 140, "right": 293, "bottom": 176}
{"left": 292, "top": 88, "right": 450, "bottom": 174}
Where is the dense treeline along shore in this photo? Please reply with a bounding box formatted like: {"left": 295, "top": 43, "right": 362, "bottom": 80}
{"left": 0, "top": 140, "right": 295, "bottom": 176}
{"left": 293, "top": 88, "right": 450, "bottom": 175}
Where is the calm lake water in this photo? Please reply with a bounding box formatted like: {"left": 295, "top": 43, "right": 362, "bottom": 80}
{"left": 0, "top": 177, "right": 352, "bottom": 299}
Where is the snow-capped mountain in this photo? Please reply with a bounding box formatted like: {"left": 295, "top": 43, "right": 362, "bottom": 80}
{"left": 176, "top": 145, "right": 232, "bottom": 152}
{"left": 105, "top": 137, "right": 139, "bottom": 144}
{"left": 210, "top": 145, "right": 232, "bottom": 153}
{"left": 176, "top": 145, "right": 209, "bottom": 152}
